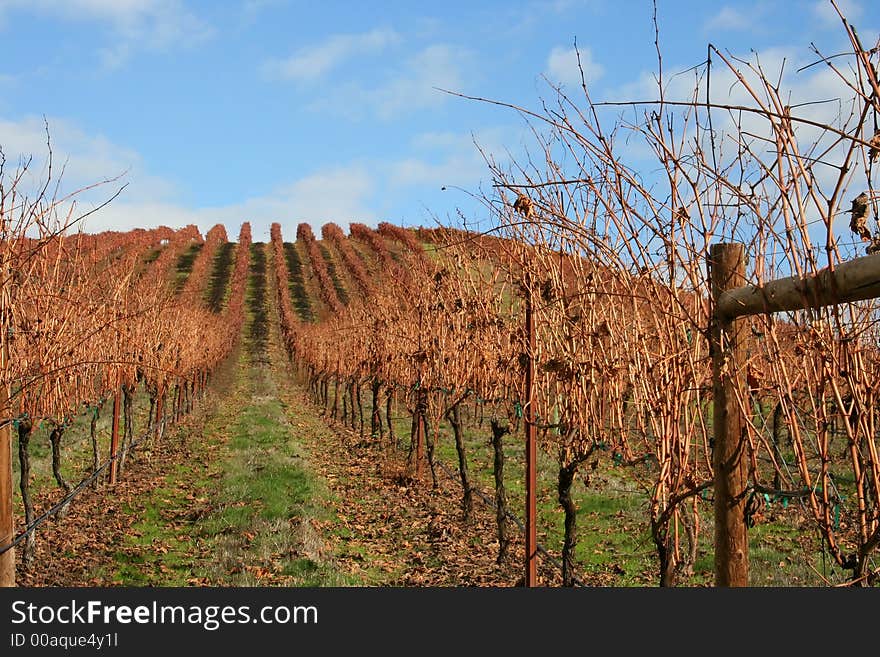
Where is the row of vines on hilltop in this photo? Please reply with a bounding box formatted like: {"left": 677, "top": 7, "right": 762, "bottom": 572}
{"left": 296, "top": 223, "right": 342, "bottom": 316}
{"left": 321, "top": 223, "right": 371, "bottom": 298}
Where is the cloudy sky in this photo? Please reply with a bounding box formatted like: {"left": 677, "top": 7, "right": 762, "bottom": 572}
{"left": 0, "top": 0, "right": 875, "bottom": 241}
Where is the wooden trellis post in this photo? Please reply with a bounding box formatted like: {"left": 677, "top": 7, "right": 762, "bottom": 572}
{"left": 710, "top": 243, "right": 749, "bottom": 587}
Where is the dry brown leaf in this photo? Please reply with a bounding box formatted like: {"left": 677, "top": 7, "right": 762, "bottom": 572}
{"left": 869, "top": 130, "right": 880, "bottom": 163}
{"left": 849, "top": 191, "right": 870, "bottom": 241}
{"left": 513, "top": 193, "right": 534, "bottom": 219}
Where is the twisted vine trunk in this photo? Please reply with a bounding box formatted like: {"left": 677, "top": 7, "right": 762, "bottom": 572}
{"left": 348, "top": 383, "right": 356, "bottom": 430}
{"left": 308, "top": 368, "right": 318, "bottom": 401}
{"left": 16, "top": 418, "right": 35, "bottom": 567}
{"left": 49, "top": 425, "right": 71, "bottom": 519}
{"left": 425, "top": 421, "right": 438, "bottom": 488}
{"left": 558, "top": 462, "right": 578, "bottom": 586}
{"left": 680, "top": 503, "right": 699, "bottom": 578}
{"left": 147, "top": 395, "right": 156, "bottom": 436}
{"left": 771, "top": 401, "right": 785, "bottom": 491}
{"left": 173, "top": 384, "right": 181, "bottom": 423}
{"left": 331, "top": 377, "right": 339, "bottom": 420}
{"left": 446, "top": 403, "right": 473, "bottom": 521}
{"left": 156, "top": 388, "right": 167, "bottom": 443}
{"left": 385, "top": 387, "right": 396, "bottom": 447}
{"left": 127, "top": 383, "right": 135, "bottom": 451}
{"left": 371, "top": 379, "right": 382, "bottom": 440}
{"left": 490, "top": 420, "right": 510, "bottom": 564}
{"left": 408, "top": 405, "right": 418, "bottom": 465}
{"left": 651, "top": 519, "right": 676, "bottom": 587}
{"left": 408, "top": 390, "right": 428, "bottom": 479}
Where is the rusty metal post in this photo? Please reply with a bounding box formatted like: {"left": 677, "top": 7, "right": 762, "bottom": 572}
{"left": 154, "top": 390, "right": 164, "bottom": 444}
{"left": 108, "top": 386, "right": 121, "bottom": 485}
{"left": 0, "top": 334, "right": 14, "bottom": 586}
{"left": 710, "top": 243, "right": 750, "bottom": 587}
{"left": 524, "top": 275, "right": 537, "bottom": 587}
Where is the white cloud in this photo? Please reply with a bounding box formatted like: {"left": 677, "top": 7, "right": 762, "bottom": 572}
{"left": 72, "top": 164, "right": 377, "bottom": 240}
{"left": 269, "top": 165, "right": 376, "bottom": 230}
{"left": 390, "top": 156, "right": 479, "bottom": 189}
{"left": 309, "top": 44, "right": 471, "bottom": 120}
{"left": 263, "top": 27, "right": 399, "bottom": 82}
{"left": 76, "top": 200, "right": 201, "bottom": 234}
{"left": 60, "top": 166, "right": 378, "bottom": 242}
{"left": 242, "top": 0, "right": 285, "bottom": 16}
{"left": 98, "top": 43, "right": 133, "bottom": 71}
{"left": 0, "top": 0, "right": 213, "bottom": 69}
{"left": 373, "top": 45, "right": 468, "bottom": 119}
{"left": 813, "top": 0, "right": 862, "bottom": 26}
{"left": 410, "top": 131, "right": 468, "bottom": 151}
{"left": 393, "top": 128, "right": 515, "bottom": 190}
{"left": 704, "top": 6, "right": 752, "bottom": 31}
{"left": 545, "top": 45, "right": 604, "bottom": 88}
{"left": 0, "top": 114, "right": 177, "bottom": 201}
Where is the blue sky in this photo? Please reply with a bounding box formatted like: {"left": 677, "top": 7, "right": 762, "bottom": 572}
{"left": 0, "top": 0, "right": 875, "bottom": 242}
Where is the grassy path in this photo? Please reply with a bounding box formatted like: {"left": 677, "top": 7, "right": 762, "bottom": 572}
{"left": 104, "top": 243, "right": 352, "bottom": 586}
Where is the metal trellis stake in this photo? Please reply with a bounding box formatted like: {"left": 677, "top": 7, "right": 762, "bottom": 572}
{"left": 0, "top": 330, "right": 14, "bottom": 587}
{"left": 524, "top": 274, "right": 537, "bottom": 587}
{"left": 108, "top": 385, "right": 122, "bottom": 485}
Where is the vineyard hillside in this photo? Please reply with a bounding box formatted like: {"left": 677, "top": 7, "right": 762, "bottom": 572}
{"left": 4, "top": 215, "right": 875, "bottom": 589}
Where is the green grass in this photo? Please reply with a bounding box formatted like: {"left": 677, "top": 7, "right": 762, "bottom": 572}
{"left": 94, "top": 247, "right": 355, "bottom": 587}
{"left": 189, "top": 379, "right": 348, "bottom": 586}
{"left": 206, "top": 242, "right": 236, "bottom": 312}
{"left": 142, "top": 247, "right": 162, "bottom": 264}
{"left": 110, "top": 482, "right": 202, "bottom": 586}
{"left": 173, "top": 242, "right": 204, "bottom": 294}
{"left": 319, "top": 243, "right": 350, "bottom": 306}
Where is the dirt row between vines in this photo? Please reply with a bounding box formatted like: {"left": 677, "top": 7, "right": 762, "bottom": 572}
{"left": 260, "top": 239, "right": 565, "bottom": 586}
